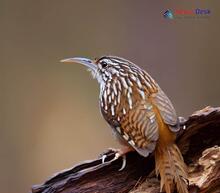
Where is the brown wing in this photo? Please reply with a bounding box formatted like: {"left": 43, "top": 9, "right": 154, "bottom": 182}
{"left": 119, "top": 100, "right": 159, "bottom": 157}
{"left": 152, "top": 87, "right": 179, "bottom": 132}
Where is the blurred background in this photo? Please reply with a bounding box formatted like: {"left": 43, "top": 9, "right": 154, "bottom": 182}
{"left": 1, "top": 1, "right": 219, "bottom": 193}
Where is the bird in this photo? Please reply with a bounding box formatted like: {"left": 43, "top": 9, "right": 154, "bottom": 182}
{"left": 61, "top": 55, "right": 188, "bottom": 193}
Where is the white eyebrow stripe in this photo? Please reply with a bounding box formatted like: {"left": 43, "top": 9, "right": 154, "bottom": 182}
{"left": 100, "top": 58, "right": 114, "bottom": 65}
{"left": 111, "top": 59, "right": 124, "bottom": 64}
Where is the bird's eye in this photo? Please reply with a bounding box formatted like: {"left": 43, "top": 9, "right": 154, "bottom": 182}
{"left": 100, "top": 61, "right": 108, "bottom": 68}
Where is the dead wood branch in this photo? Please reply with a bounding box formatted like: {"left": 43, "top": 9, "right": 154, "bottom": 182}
{"left": 32, "top": 106, "right": 220, "bottom": 193}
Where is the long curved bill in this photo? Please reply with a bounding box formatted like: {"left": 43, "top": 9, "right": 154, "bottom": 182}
{"left": 60, "top": 57, "right": 97, "bottom": 71}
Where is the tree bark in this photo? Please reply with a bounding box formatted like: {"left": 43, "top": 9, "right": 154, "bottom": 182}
{"left": 32, "top": 106, "right": 220, "bottom": 193}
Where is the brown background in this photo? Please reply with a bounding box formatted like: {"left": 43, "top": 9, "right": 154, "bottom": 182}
{"left": 1, "top": 1, "right": 219, "bottom": 193}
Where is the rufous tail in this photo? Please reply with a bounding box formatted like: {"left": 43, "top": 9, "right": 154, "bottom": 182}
{"left": 155, "top": 143, "right": 188, "bottom": 193}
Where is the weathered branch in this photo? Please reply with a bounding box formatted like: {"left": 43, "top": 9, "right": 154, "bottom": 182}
{"left": 32, "top": 106, "right": 220, "bottom": 193}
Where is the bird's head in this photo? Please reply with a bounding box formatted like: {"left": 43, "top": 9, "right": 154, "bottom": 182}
{"left": 61, "top": 56, "right": 140, "bottom": 86}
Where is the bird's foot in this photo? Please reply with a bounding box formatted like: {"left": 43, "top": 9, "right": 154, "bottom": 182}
{"left": 100, "top": 147, "right": 133, "bottom": 171}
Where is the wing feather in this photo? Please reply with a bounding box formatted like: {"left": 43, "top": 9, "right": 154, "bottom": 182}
{"left": 153, "top": 88, "right": 179, "bottom": 132}
{"left": 119, "top": 100, "right": 159, "bottom": 157}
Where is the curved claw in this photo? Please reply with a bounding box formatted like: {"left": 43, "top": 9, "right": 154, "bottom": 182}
{"left": 114, "top": 153, "right": 127, "bottom": 171}
{"left": 101, "top": 152, "right": 127, "bottom": 171}
{"left": 118, "top": 154, "right": 126, "bottom": 171}
{"left": 101, "top": 154, "right": 107, "bottom": 164}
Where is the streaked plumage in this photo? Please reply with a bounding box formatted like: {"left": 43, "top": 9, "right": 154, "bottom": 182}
{"left": 62, "top": 55, "right": 188, "bottom": 193}
{"left": 97, "top": 56, "right": 177, "bottom": 157}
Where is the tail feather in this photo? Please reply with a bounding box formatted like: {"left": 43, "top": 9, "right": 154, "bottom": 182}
{"left": 155, "top": 143, "right": 188, "bottom": 193}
